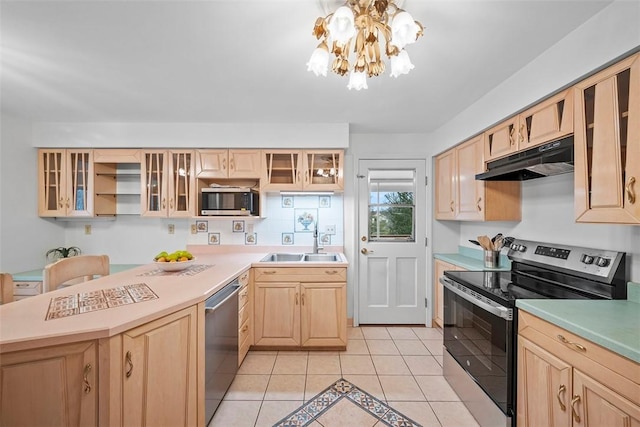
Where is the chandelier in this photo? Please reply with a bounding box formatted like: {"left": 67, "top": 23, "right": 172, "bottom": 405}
{"left": 307, "top": 0, "right": 423, "bottom": 90}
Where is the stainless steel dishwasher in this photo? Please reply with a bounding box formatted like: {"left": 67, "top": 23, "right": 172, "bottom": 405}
{"left": 204, "top": 279, "right": 240, "bottom": 424}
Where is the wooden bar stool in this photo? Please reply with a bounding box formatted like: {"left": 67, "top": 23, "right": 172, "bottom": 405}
{"left": 43, "top": 255, "right": 110, "bottom": 293}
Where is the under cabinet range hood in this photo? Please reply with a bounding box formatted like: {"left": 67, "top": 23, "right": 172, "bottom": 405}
{"left": 476, "top": 136, "right": 574, "bottom": 181}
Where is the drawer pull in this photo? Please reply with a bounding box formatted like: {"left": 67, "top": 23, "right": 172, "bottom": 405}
{"left": 125, "top": 351, "right": 133, "bottom": 378}
{"left": 83, "top": 363, "right": 92, "bottom": 394}
{"left": 570, "top": 395, "right": 581, "bottom": 423}
{"left": 557, "top": 334, "right": 586, "bottom": 352}
{"left": 263, "top": 271, "right": 277, "bottom": 275}
{"left": 556, "top": 384, "right": 566, "bottom": 411}
{"left": 241, "top": 324, "right": 249, "bottom": 333}
{"left": 325, "top": 270, "right": 338, "bottom": 275}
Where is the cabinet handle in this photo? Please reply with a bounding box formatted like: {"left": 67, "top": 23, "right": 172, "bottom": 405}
{"left": 295, "top": 292, "right": 299, "bottom": 305}
{"left": 161, "top": 198, "right": 166, "bottom": 210}
{"left": 229, "top": 158, "right": 235, "bottom": 171}
{"left": 570, "top": 395, "right": 581, "bottom": 423}
{"left": 66, "top": 197, "right": 71, "bottom": 208}
{"left": 477, "top": 197, "right": 482, "bottom": 212}
{"left": 125, "top": 351, "right": 133, "bottom": 378}
{"left": 222, "top": 158, "right": 227, "bottom": 171}
{"left": 509, "top": 127, "right": 516, "bottom": 146}
{"left": 59, "top": 197, "right": 65, "bottom": 209}
{"left": 450, "top": 201, "right": 454, "bottom": 212}
{"left": 519, "top": 124, "right": 525, "bottom": 143}
{"left": 301, "top": 293, "right": 305, "bottom": 305}
{"left": 263, "top": 270, "right": 276, "bottom": 275}
{"left": 241, "top": 273, "right": 248, "bottom": 281}
{"left": 557, "top": 334, "right": 587, "bottom": 352}
{"left": 83, "top": 363, "right": 92, "bottom": 394}
{"left": 304, "top": 170, "right": 309, "bottom": 185}
{"left": 325, "top": 270, "right": 338, "bottom": 274}
{"left": 626, "top": 176, "right": 636, "bottom": 204}
{"left": 169, "top": 198, "right": 174, "bottom": 209}
{"left": 241, "top": 324, "right": 249, "bottom": 333}
{"left": 556, "top": 384, "right": 566, "bottom": 411}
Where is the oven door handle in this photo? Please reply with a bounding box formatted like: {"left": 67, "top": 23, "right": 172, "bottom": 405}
{"left": 440, "top": 277, "right": 512, "bottom": 320}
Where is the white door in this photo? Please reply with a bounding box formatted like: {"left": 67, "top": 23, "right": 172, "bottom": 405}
{"left": 357, "top": 159, "right": 427, "bottom": 324}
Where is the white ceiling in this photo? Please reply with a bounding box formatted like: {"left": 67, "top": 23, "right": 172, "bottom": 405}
{"left": 1, "top": 0, "right": 612, "bottom": 134}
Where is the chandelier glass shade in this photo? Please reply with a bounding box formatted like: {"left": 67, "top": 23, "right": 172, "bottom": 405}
{"left": 307, "top": 0, "right": 423, "bottom": 90}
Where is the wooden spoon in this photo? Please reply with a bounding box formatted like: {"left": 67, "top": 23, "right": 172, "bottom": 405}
{"left": 478, "top": 235, "right": 494, "bottom": 251}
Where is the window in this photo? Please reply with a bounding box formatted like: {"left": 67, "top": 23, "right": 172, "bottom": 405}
{"left": 368, "top": 169, "right": 416, "bottom": 242}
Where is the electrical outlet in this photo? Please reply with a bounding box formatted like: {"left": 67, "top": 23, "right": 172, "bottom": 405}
{"left": 168, "top": 224, "right": 175, "bottom": 234}
{"left": 191, "top": 224, "right": 197, "bottom": 234}
{"left": 325, "top": 225, "right": 336, "bottom": 235}
{"left": 85, "top": 224, "right": 92, "bottom": 235}
{"left": 247, "top": 223, "right": 254, "bottom": 234}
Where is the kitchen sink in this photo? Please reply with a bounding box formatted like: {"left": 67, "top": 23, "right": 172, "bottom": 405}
{"left": 260, "top": 253, "right": 342, "bottom": 263}
{"left": 260, "top": 253, "right": 304, "bottom": 262}
{"left": 302, "top": 253, "right": 341, "bottom": 262}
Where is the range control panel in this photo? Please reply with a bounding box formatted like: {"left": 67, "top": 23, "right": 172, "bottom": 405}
{"left": 508, "top": 239, "right": 625, "bottom": 280}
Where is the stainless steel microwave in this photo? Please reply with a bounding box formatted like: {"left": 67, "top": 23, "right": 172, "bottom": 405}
{"left": 201, "top": 187, "right": 259, "bottom": 216}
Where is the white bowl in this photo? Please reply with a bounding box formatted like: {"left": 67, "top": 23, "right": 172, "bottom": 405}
{"left": 153, "top": 258, "right": 196, "bottom": 272}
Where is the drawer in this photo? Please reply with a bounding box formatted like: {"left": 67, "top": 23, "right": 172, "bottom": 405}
{"left": 239, "top": 303, "right": 249, "bottom": 327}
{"left": 238, "top": 286, "right": 249, "bottom": 309}
{"left": 239, "top": 318, "right": 251, "bottom": 345}
{"left": 254, "top": 267, "right": 346, "bottom": 282}
{"left": 239, "top": 333, "right": 251, "bottom": 366}
{"left": 13, "top": 281, "right": 42, "bottom": 296}
{"left": 238, "top": 270, "right": 250, "bottom": 287}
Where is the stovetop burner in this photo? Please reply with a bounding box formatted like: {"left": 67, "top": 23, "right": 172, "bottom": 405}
{"left": 443, "top": 238, "right": 628, "bottom": 306}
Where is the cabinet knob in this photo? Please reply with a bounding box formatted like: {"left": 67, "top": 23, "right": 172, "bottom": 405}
{"left": 125, "top": 351, "right": 134, "bottom": 378}
{"left": 626, "top": 176, "right": 636, "bottom": 204}
{"left": 570, "top": 395, "right": 581, "bottom": 423}
{"left": 556, "top": 384, "right": 566, "bottom": 411}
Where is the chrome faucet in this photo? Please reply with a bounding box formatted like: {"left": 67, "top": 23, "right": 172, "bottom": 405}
{"left": 313, "top": 225, "right": 324, "bottom": 254}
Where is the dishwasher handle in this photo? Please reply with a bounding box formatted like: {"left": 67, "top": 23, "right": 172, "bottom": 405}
{"left": 205, "top": 281, "right": 241, "bottom": 314}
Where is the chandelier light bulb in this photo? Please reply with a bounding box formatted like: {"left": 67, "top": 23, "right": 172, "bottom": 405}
{"left": 308, "top": 0, "right": 423, "bottom": 89}
{"left": 317, "top": 168, "right": 325, "bottom": 176}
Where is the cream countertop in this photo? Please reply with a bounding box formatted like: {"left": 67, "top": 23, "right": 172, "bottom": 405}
{"left": 0, "top": 249, "right": 349, "bottom": 354}
{"left": 0, "top": 252, "right": 263, "bottom": 353}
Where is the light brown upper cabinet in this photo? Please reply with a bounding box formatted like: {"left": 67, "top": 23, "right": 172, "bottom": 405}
{"left": 435, "top": 135, "right": 521, "bottom": 221}
{"left": 38, "top": 149, "right": 94, "bottom": 217}
{"left": 195, "top": 149, "right": 262, "bottom": 179}
{"left": 485, "top": 89, "right": 574, "bottom": 162}
{"left": 303, "top": 150, "right": 344, "bottom": 191}
{"left": 261, "top": 149, "right": 344, "bottom": 192}
{"left": 574, "top": 53, "right": 640, "bottom": 224}
{"left": 141, "top": 150, "right": 195, "bottom": 217}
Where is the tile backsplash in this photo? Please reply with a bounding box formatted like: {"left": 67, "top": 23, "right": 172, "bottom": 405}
{"left": 187, "top": 194, "right": 343, "bottom": 247}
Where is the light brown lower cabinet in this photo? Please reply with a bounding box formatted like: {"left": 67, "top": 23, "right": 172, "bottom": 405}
{"left": 100, "top": 304, "right": 200, "bottom": 426}
{"left": 0, "top": 340, "right": 98, "bottom": 426}
{"left": 238, "top": 269, "right": 252, "bottom": 366}
{"left": 517, "top": 311, "right": 640, "bottom": 427}
{"left": 253, "top": 267, "right": 347, "bottom": 348}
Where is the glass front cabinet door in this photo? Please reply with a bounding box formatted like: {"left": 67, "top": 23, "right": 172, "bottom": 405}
{"left": 303, "top": 150, "right": 344, "bottom": 191}
{"left": 38, "top": 149, "right": 94, "bottom": 217}
{"left": 141, "top": 150, "right": 195, "bottom": 217}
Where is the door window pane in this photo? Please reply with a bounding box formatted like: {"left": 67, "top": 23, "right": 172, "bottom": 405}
{"left": 368, "top": 170, "right": 416, "bottom": 241}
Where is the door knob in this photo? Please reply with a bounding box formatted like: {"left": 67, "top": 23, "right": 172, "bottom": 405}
{"left": 361, "top": 248, "right": 374, "bottom": 255}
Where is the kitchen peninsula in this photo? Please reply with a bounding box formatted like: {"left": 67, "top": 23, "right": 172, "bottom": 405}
{"left": 0, "top": 250, "right": 348, "bottom": 426}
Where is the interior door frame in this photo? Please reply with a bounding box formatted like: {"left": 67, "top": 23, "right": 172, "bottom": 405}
{"left": 351, "top": 155, "right": 430, "bottom": 327}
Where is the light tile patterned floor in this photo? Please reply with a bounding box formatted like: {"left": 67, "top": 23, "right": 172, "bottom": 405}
{"left": 208, "top": 326, "right": 480, "bottom": 427}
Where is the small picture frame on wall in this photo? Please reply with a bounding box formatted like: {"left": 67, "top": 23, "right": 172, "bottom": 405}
{"left": 245, "top": 232, "right": 257, "bottom": 245}
{"left": 282, "top": 232, "right": 294, "bottom": 245}
{"left": 196, "top": 220, "right": 208, "bottom": 233}
{"left": 319, "top": 195, "right": 331, "bottom": 208}
{"left": 208, "top": 233, "right": 220, "bottom": 245}
{"left": 281, "top": 196, "right": 294, "bottom": 208}
{"left": 232, "top": 220, "right": 245, "bottom": 233}
{"left": 319, "top": 233, "right": 331, "bottom": 245}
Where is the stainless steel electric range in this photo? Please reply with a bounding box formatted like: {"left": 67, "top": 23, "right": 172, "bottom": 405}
{"left": 439, "top": 239, "right": 628, "bottom": 427}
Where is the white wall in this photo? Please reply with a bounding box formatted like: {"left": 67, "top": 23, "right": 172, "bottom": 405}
{"left": 63, "top": 194, "right": 344, "bottom": 264}
{"left": 427, "top": 1, "right": 640, "bottom": 281}
{"left": 0, "top": 114, "right": 64, "bottom": 272}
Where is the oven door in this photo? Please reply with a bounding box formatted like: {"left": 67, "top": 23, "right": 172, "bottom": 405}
{"left": 441, "top": 277, "right": 514, "bottom": 417}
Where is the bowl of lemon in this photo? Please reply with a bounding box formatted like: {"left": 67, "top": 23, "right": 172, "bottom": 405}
{"left": 153, "top": 250, "right": 195, "bottom": 272}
